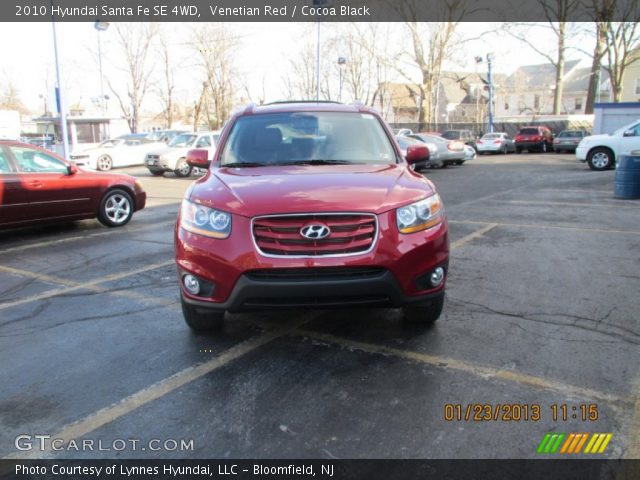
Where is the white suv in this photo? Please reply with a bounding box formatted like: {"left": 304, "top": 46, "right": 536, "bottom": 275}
{"left": 145, "top": 131, "right": 220, "bottom": 177}
{"left": 576, "top": 120, "right": 640, "bottom": 171}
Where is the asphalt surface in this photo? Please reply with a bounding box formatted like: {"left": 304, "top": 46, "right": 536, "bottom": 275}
{"left": 0, "top": 152, "right": 639, "bottom": 460}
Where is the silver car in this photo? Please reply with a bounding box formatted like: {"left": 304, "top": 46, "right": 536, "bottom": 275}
{"left": 476, "top": 132, "right": 516, "bottom": 154}
{"left": 396, "top": 135, "right": 440, "bottom": 170}
{"left": 408, "top": 133, "right": 466, "bottom": 167}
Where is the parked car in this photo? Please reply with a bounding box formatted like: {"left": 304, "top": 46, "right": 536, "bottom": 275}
{"left": 0, "top": 140, "right": 146, "bottom": 229}
{"left": 396, "top": 135, "right": 438, "bottom": 170}
{"left": 476, "top": 132, "right": 516, "bottom": 154}
{"left": 441, "top": 129, "right": 478, "bottom": 151}
{"left": 148, "top": 129, "right": 189, "bottom": 144}
{"left": 70, "top": 137, "right": 164, "bottom": 171}
{"left": 408, "top": 133, "right": 466, "bottom": 167}
{"left": 462, "top": 144, "right": 476, "bottom": 162}
{"left": 576, "top": 119, "right": 640, "bottom": 171}
{"left": 175, "top": 102, "right": 448, "bottom": 331}
{"left": 145, "top": 131, "right": 220, "bottom": 177}
{"left": 552, "top": 130, "right": 589, "bottom": 153}
{"left": 394, "top": 128, "right": 414, "bottom": 136}
{"left": 515, "top": 126, "right": 554, "bottom": 153}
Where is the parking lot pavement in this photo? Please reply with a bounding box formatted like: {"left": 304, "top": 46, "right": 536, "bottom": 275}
{"left": 0, "top": 153, "right": 638, "bottom": 460}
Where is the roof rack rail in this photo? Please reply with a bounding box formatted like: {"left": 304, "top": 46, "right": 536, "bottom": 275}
{"left": 263, "top": 100, "right": 344, "bottom": 105}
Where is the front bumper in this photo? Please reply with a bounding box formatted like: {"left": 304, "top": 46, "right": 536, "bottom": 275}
{"left": 145, "top": 155, "right": 177, "bottom": 171}
{"left": 575, "top": 146, "right": 588, "bottom": 161}
{"left": 181, "top": 268, "right": 446, "bottom": 312}
{"left": 175, "top": 211, "right": 449, "bottom": 311}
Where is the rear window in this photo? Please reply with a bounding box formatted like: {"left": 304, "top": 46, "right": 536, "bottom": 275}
{"left": 441, "top": 131, "right": 461, "bottom": 140}
{"left": 482, "top": 134, "right": 501, "bottom": 140}
{"left": 220, "top": 112, "right": 397, "bottom": 165}
{"left": 557, "top": 131, "right": 583, "bottom": 138}
{"left": 519, "top": 128, "right": 539, "bottom": 135}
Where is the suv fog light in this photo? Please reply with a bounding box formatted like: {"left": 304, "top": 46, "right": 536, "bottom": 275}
{"left": 430, "top": 267, "right": 445, "bottom": 287}
{"left": 183, "top": 274, "right": 201, "bottom": 295}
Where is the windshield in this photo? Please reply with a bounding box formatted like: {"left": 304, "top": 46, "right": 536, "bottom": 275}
{"left": 396, "top": 136, "right": 422, "bottom": 149}
{"left": 169, "top": 134, "right": 197, "bottom": 148}
{"left": 441, "top": 131, "right": 461, "bottom": 139}
{"left": 558, "top": 131, "right": 581, "bottom": 138}
{"left": 220, "top": 112, "right": 397, "bottom": 166}
{"left": 100, "top": 139, "right": 122, "bottom": 147}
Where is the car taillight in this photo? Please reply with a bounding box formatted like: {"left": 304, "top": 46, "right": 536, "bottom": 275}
{"left": 447, "top": 142, "right": 463, "bottom": 151}
{"left": 477, "top": 140, "right": 483, "bottom": 144}
{"left": 493, "top": 140, "right": 502, "bottom": 144}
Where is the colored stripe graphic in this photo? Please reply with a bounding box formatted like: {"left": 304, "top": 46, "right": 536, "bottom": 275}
{"left": 538, "top": 433, "right": 612, "bottom": 454}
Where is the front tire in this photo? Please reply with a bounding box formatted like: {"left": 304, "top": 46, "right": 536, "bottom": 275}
{"left": 97, "top": 155, "right": 113, "bottom": 171}
{"left": 181, "top": 298, "right": 224, "bottom": 332}
{"left": 587, "top": 148, "right": 614, "bottom": 171}
{"left": 174, "top": 158, "right": 192, "bottom": 177}
{"left": 98, "top": 189, "right": 133, "bottom": 227}
{"left": 403, "top": 294, "right": 445, "bottom": 325}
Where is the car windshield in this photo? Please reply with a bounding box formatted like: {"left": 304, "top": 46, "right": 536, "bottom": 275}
{"left": 169, "top": 134, "right": 197, "bottom": 148}
{"left": 519, "top": 128, "right": 539, "bottom": 135}
{"left": 441, "top": 131, "right": 461, "bottom": 139}
{"left": 220, "top": 112, "right": 397, "bottom": 166}
{"left": 417, "top": 134, "right": 446, "bottom": 143}
{"left": 100, "top": 139, "right": 122, "bottom": 147}
{"left": 557, "top": 131, "right": 581, "bottom": 138}
{"left": 396, "top": 136, "right": 422, "bottom": 149}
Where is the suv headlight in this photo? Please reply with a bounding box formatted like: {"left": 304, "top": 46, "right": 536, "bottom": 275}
{"left": 396, "top": 194, "right": 444, "bottom": 234}
{"left": 180, "top": 199, "right": 231, "bottom": 239}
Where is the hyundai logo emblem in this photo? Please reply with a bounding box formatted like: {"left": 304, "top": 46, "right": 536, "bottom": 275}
{"left": 300, "top": 224, "right": 331, "bottom": 239}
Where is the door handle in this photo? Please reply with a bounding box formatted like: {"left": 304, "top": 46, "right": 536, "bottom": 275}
{"left": 28, "top": 181, "right": 43, "bottom": 188}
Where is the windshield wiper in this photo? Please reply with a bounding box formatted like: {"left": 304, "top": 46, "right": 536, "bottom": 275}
{"left": 281, "top": 159, "right": 355, "bottom": 165}
{"left": 221, "top": 162, "right": 269, "bottom": 168}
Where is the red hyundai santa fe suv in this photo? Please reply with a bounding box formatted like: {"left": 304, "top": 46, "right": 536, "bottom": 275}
{"left": 174, "top": 102, "right": 449, "bottom": 331}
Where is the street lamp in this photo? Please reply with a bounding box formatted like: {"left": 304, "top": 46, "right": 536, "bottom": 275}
{"left": 476, "top": 53, "right": 494, "bottom": 133}
{"left": 337, "top": 56, "right": 347, "bottom": 102}
{"left": 94, "top": 20, "right": 110, "bottom": 116}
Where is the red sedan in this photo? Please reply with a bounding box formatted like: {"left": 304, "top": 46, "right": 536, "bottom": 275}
{"left": 0, "top": 140, "right": 146, "bottom": 230}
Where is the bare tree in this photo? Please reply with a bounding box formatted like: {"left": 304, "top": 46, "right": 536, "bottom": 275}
{"left": 603, "top": 21, "right": 640, "bottom": 102}
{"left": 191, "top": 24, "right": 238, "bottom": 130}
{"left": 0, "top": 76, "right": 28, "bottom": 114}
{"left": 154, "top": 28, "right": 179, "bottom": 128}
{"left": 505, "top": 0, "right": 581, "bottom": 115}
{"left": 386, "top": 0, "right": 469, "bottom": 126}
{"left": 108, "top": 23, "right": 158, "bottom": 133}
{"left": 283, "top": 41, "right": 318, "bottom": 100}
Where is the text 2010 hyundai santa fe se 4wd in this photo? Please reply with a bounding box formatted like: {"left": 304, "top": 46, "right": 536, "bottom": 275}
{"left": 174, "top": 102, "right": 449, "bottom": 332}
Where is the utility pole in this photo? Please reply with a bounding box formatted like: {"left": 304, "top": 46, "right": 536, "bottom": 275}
{"left": 487, "top": 53, "right": 494, "bottom": 133}
{"left": 50, "top": 0, "right": 69, "bottom": 159}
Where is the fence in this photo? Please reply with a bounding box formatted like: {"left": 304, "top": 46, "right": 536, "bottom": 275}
{"left": 390, "top": 118, "right": 594, "bottom": 137}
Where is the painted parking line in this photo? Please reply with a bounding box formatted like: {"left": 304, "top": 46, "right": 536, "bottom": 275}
{"left": 0, "top": 220, "right": 176, "bottom": 256}
{"left": 449, "top": 220, "right": 640, "bottom": 236}
{"left": 450, "top": 223, "right": 498, "bottom": 249}
{"left": 625, "top": 380, "right": 640, "bottom": 459}
{"left": 0, "top": 261, "right": 175, "bottom": 311}
{"left": 502, "top": 199, "right": 639, "bottom": 209}
{"left": 293, "top": 330, "right": 630, "bottom": 412}
{"left": 3, "top": 315, "right": 316, "bottom": 460}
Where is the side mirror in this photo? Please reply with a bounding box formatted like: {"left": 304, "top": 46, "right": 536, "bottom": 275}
{"left": 623, "top": 129, "right": 636, "bottom": 137}
{"left": 405, "top": 144, "right": 430, "bottom": 165}
{"left": 186, "top": 149, "right": 211, "bottom": 168}
{"left": 67, "top": 163, "right": 78, "bottom": 175}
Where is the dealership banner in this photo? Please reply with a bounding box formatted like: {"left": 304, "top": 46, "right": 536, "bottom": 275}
{"left": 3, "top": 0, "right": 639, "bottom": 22}
{"left": 2, "top": 459, "right": 640, "bottom": 480}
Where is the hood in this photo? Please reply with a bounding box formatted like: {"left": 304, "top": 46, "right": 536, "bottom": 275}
{"left": 189, "top": 164, "right": 433, "bottom": 217}
{"left": 148, "top": 146, "right": 189, "bottom": 157}
{"left": 582, "top": 134, "right": 610, "bottom": 143}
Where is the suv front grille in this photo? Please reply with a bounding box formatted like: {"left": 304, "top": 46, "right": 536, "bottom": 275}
{"left": 252, "top": 213, "right": 377, "bottom": 257}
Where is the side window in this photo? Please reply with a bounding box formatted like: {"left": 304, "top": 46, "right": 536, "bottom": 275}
{"left": 0, "top": 148, "right": 13, "bottom": 173}
{"left": 11, "top": 147, "right": 68, "bottom": 173}
{"left": 196, "top": 136, "right": 211, "bottom": 148}
{"left": 631, "top": 124, "right": 640, "bottom": 136}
